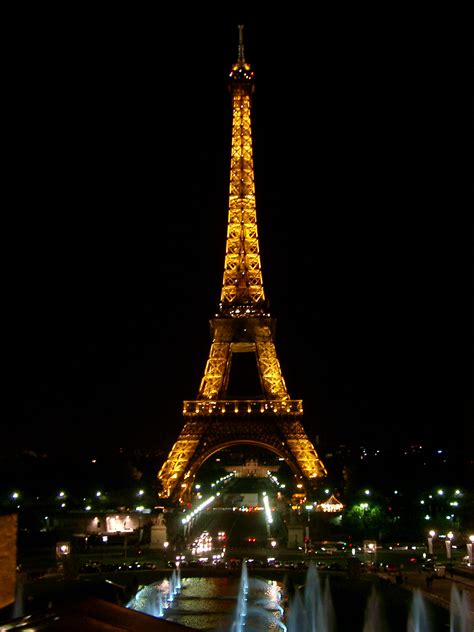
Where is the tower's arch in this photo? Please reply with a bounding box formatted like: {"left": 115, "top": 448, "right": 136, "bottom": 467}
{"left": 176, "top": 439, "right": 304, "bottom": 505}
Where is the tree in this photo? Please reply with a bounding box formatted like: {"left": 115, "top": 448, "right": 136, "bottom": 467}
{"left": 341, "top": 500, "right": 389, "bottom": 540}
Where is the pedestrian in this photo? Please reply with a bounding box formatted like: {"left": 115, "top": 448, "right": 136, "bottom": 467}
{"left": 425, "top": 575, "right": 433, "bottom": 590}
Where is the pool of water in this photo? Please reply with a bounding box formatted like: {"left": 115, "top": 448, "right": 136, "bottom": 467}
{"left": 128, "top": 574, "right": 285, "bottom": 631}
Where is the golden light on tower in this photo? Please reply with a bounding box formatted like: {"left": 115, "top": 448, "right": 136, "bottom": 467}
{"left": 157, "top": 25, "right": 327, "bottom": 504}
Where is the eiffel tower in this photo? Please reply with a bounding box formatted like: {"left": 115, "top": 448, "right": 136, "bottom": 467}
{"left": 158, "top": 26, "right": 327, "bottom": 504}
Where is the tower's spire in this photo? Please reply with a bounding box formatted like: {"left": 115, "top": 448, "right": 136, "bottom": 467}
{"left": 222, "top": 25, "right": 262, "bottom": 314}
{"left": 237, "top": 24, "right": 245, "bottom": 66}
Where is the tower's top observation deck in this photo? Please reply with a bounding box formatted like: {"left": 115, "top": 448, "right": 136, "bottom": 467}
{"left": 229, "top": 24, "right": 254, "bottom": 94}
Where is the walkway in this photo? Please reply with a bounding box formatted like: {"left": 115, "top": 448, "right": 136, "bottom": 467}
{"left": 377, "top": 567, "right": 474, "bottom": 619}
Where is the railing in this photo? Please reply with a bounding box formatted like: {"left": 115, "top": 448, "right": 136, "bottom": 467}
{"left": 183, "top": 399, "right": 303, "bottom": 416}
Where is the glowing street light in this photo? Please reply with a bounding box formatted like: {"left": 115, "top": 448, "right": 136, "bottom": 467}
{"left": 427, "top": 530, "right": 436, "bottom": 555}
{"left": 445, "top": 531, "right": 454, "bottom": 560}
{"left": 467, "top": 535, "right": 474, "bottom": 566}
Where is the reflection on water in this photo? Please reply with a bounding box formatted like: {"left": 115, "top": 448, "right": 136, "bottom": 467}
{"left": 128, "top": 574, "right": 285, "bottom": 631}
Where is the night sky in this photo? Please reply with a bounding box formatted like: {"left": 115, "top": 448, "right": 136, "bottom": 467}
{"left": 10, "top": 10, "right": 470, "bottom": 455}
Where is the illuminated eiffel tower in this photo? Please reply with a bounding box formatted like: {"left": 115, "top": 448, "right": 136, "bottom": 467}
{"left": 158, "top": 26, "right": 327, "bottom": 504}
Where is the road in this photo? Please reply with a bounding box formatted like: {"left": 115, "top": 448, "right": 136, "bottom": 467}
{"left": 187, "top": 507, "right": 285, "bottom": 548}
{"left": 184, "top": 475, "right": 289, "bottom": 543}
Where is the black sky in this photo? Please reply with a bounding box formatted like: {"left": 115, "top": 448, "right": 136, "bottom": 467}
{"left": 9, "top": 9, "right": 470, "bottom": 455}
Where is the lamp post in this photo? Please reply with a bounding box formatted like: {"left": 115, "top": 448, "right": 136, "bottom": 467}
{"left": 304, "top": 505, "right": 313, "bottom": 553}
{"left": 427, "top": 530, "right": 435, "bottom": 556}
{"left": 467, "top": 535, "right": 474, "bottom": 566}
{"left": 445, "top": 531, "right": 453, "bottom": 561}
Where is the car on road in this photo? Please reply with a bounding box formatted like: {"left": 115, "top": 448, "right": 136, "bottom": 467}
{"left": 384, "top": 563, "right": 398, "bottom": 573}
{"left": 431, "top": 564, "right": 446, "bottom": 578}
{"left": 422, "top": 560, "right": 446, "bottom": 577}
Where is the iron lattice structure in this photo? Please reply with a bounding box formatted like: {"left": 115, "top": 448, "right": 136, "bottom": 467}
{"left": 158, "top": 26, "right": 327, "bottom": 504}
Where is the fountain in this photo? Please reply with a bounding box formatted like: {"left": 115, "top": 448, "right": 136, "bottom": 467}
{"left": 304, "top": 561, "right": 335, "bottom": 632}
{"left": 126, "top": 561, "right": 472, "bottom": 631}
{"left": 126, "top": 581, "right": 166, "bottom": 618}
{"left": 168, "top": 568, "right": 178, "bottom": 602}
{"left": 126, "top": 569, "right": 183, "bottom": 618}
{"left": 406, "top": 588, "right": 430, "bottom": 632}
{"left": 286, "top": 587, "right": 305, "bottom": 632}
{"left": 231, "top": 559, "right": 249, "bottom": 632}
{"left": 450, "top": 584, "right": 472, "bottom": 632}
{"left": 283, "top": 561, "right": 464, "bottom": 632}
{"left": 362, "top": 585, "right": 388, "bottom": 632}
{"left": 231, "top": 559, "right": 286, "bottom": 631}
{"left": 285, "top": 562, "right": 335, "bottom": 632}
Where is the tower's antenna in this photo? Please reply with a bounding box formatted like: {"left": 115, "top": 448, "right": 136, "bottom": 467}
{"left": 238, "top": 24, "right": 245, "bottom": 66}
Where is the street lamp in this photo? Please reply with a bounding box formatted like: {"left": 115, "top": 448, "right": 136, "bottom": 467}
{"left": 304, "top": 504, "right": 313, "bottom": 552}
{"left": 445, "top": 531, "right": 454, "bottom": 561}
{"left": 467, "top": 535, "right": 474, "bottom": 566}
{"left": 427, "top": 530, "right": 436, "bottom": 555}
